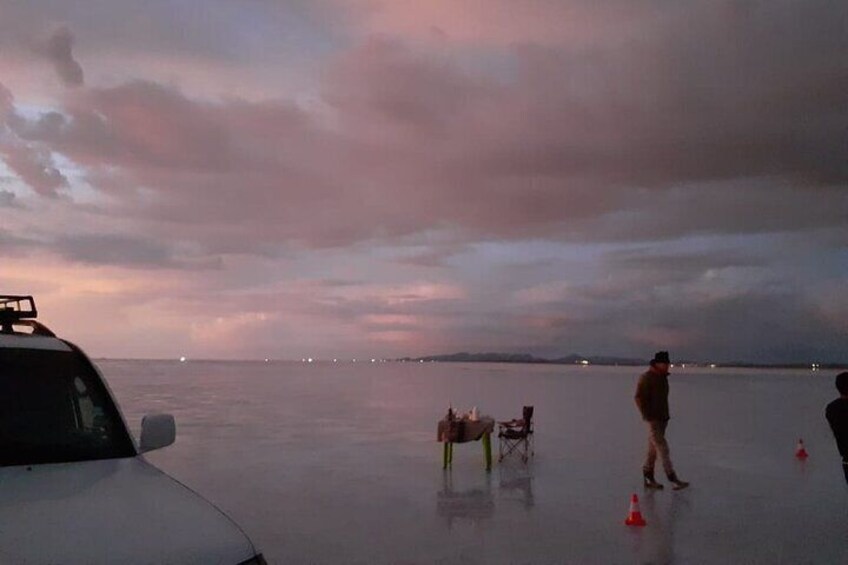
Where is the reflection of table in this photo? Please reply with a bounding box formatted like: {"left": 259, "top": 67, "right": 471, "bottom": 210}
{"left": 437, "top": 417, "right": 495, "bottom": 471}
{"left": 437, "top": 472, "right": 494, "bottom": 529}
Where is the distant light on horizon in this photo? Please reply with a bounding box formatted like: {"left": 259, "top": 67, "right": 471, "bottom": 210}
{"left": 179, "top": 356, "right": 187, "bottom": 363}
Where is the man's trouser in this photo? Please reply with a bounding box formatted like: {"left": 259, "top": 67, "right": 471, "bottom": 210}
{"left": 644, "top": 419, "right": 676, "bottom": 477}
{"left": 842, "top": 460, "right": 848, "bottom": 485}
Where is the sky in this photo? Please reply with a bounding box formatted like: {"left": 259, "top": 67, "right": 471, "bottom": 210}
{"left": 0, "top": 0, "right": 846, "bottom": 363}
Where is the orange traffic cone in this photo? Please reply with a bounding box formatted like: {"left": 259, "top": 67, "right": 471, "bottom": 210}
{"left": 625, "top": 493, "right": 647, "bottom": 527}
{"left": 795, "top": 438, "right": 809, "bottom": 460}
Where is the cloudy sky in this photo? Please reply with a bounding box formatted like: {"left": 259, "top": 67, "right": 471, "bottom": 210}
{"left": 0, "top": 0, "right": 845, "bottom": 362}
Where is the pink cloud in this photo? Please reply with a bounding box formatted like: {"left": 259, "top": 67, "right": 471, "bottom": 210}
{"left": 7, "top": 10, "right": 845, "bottom": 250}
{"left": 351, "top": 0, "right": 650, "bottom": 47}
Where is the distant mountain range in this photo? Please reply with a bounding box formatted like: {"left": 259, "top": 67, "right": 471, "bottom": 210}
{"left": 399, "top": 352, "right": 645, "bottom": 366}
{"left": 397, "top": 352, "right": 848, "bottom": 369}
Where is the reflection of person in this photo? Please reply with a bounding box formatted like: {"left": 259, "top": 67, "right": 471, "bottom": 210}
{"left": 825, "top": 372, "right": 848, "bottom": 486}
{"left": 635, "top": 351, "right": 689, "bottom": 490}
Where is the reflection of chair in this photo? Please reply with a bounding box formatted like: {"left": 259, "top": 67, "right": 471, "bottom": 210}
{"left": 437, "top": 473, "right": 494, "bottom": 530}
{"left": 499, "top": 467, "right": 534, "bottom": 510}
{"left": 498, "top": 406, "right": 534, "bottom": 463}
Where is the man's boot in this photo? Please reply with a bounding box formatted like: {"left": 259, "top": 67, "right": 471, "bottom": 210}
{"left": 667, "top": 472, "right": 690, "bottom": 490}
{"left": 643, "top": 469, "right": 664, "bottom": 490}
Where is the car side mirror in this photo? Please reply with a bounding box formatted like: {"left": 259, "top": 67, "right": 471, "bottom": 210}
{"left": 139, "top": 413, "right": 176, "bottom": 453}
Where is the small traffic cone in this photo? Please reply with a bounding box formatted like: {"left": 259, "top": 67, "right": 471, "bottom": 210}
{"left": 795, "top": 438, "right": 809, "bottom": 460}
{"left": 624, "top": 493, "right": 647, "bottom": 527}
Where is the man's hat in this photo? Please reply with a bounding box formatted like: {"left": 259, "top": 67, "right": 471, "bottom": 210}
{"left": 651, "top": 351, "right": 671, "bottom": 365}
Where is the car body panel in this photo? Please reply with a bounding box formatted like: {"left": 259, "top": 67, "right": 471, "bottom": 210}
{"left": 0, "top": 457, "right": 256, "bottom": 564}
{"left": 0, "top": 332, "right": 262, "bottom": 564}
{"left": 0, "top": 334, "right": 71, "bottom": 351}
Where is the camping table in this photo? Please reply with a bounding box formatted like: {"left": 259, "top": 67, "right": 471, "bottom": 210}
{"left": 437, "top": 416, "right": 495, "bottom": 471}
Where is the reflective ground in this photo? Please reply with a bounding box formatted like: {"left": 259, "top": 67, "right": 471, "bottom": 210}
{"left": 102, "top": 360, "right": 848, "bottom": 564}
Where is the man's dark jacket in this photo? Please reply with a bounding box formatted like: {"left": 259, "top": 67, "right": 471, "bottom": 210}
{"left": 826, "top": 397, "right": 848, "bottom": 461}
{"left": 635, "top": 368, "right": 670, "bottom": 421}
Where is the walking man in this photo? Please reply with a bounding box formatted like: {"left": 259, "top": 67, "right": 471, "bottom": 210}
{"left": 635, "top": 351, "right": 689, "bottom": 490}
{"left": 825, "top": 372, "right": 848, "bottom": 485}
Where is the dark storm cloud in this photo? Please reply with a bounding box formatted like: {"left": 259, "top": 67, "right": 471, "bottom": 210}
{"left": 5, "top": 0, "right": 847, "bottom": 249}
{"left": 53, "top": 234, "right": 172, "bottom": 267}
{"left": 0, "top": 229, "right": 36, "bottom": 257}
{"left": 0, "top": 190, "right": 20, "bottom": 208}
{"left": 51, "top": 234, "right": 221, "bottom": 270}
{"left": 499, "top": 251, "right": 847, "bottom": 364}
{"left": 0, "top": 82, "right": 69, "bottom": 198}
{"left": 525, "top": 293, "right": 827, "bottom": 363}
{"left": 38, "top": 26, "right": 85, "bottom": 87}
{"left": 604, "top": 247, "right": 764, "bottom": 274}
{"left": 0, "top": 145, "right": 68, "bottom": 198}
{"left": 0, "top": 227, "right": 217, "bottom": 269}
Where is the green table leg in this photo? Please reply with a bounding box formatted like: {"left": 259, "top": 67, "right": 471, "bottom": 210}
{"left": 483, "top": 432, "right": 492, "bottom": 471}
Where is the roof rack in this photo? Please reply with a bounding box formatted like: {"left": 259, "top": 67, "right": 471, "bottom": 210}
{"left": 0, "top": 296, "right": 55, "bottom": 336}
{"left": 0, "top": 295, "right": 38, "bottom": 321}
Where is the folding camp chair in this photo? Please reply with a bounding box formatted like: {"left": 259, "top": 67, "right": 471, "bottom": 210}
{"left": 498, "top": 406, "right": 534, "bottom": 463}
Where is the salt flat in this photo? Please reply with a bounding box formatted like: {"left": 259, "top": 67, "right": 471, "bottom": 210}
{"left": 102, "top": 360, "right": 848, "bottom": 564}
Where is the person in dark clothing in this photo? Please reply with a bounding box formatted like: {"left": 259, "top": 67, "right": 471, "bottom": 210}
{"left": 825, "top": 372, "right": 848, "bottom": 485}
{"left": 635, "top": 351, "right": 689, "bottom": 490}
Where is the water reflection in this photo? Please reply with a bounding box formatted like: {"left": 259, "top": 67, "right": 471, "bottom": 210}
{"left": 498, "top": 466, "right": 534, "bottom": 510}
{"left": 100, "top": 360, "right": 845, "bottom": 564}
{"left": 436, "top": 472, "right": 495, "bottom": 529}
{"left": 638, "top": 489, "right": 691, "bottom": 565}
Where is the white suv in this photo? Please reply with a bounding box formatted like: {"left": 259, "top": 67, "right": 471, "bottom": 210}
{"left": 0, "top": 296, "right": 266, "bottom": 564}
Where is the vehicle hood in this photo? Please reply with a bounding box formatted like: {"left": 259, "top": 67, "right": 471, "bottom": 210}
{"left": 0, "top": 457, "right": 256, "bottom": 564}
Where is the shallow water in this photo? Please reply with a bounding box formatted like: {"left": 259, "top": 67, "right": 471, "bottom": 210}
{"left": 100, "top": 360, "right": 848, "bottom": 564}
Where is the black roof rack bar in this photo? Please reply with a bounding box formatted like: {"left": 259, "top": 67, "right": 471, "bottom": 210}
{"left": 0, "top": 295, "right": 39, "bottom": 333}
{"left": 1, "top": 319, "right": 56, "bottom": 337}
{"left": 0, "top": 295, "right": 38, "bottom": 320}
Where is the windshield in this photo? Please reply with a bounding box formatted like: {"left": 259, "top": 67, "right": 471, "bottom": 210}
{"left": 0, "top": 347, "right": 136, "bottom": 467}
